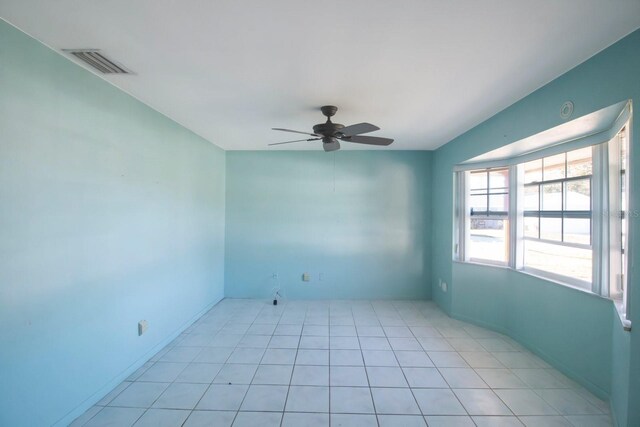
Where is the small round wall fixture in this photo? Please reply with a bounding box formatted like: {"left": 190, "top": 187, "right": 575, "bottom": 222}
{"left": 560, "top": 101, "right": 574, "bottom": 120}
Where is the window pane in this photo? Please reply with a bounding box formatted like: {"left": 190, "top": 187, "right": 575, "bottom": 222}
{"left": 470, "top": 195, "right": 487, "bottom": 213}
{"left": 567, "top": 147, "right": 592, "bottom": 177}
{"left": 469, "top": 218, "right": 509, "bottom": 263}
{"left": 524, "top": 159, "right": 542, "bottom": 184}
{"left": 489, "top": 169, "right": 509, "bottom": 190}
{"left": 540, "top": 217, "right": 562, "bottom": 241}
{"left": 524, "top": 240, "right": 592, "bottom": 286}
{"left": 524, "top": 217, "right": 539, "bottom": 238}
{"left": 469, "top": 171, "right": 487, "bottom": 190}
{"left": 542, "top": 183, "right": 562, "bottom": 210}
{"left": 489, "top": 194, "right": 508, "bottom": 212}
{"left": 524, "top": 186, "right": 539, "bottom": 211}
{"left": 543, "top": 153, "right": 566, "bottom": 180}
{"left": 565, "top": 179, "right": 590, "bottom": 211}
{"left": 563, "top": 218, "right": 590, "bottom": 245}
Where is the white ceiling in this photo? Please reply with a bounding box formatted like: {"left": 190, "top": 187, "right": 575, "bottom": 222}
{"left": 1, "top": 1, "right": 639, "bottom": 150}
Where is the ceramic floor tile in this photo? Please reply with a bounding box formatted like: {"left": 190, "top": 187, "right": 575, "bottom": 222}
{"left": 359, "top": 337, "right": 392, "bottom": 350}
{"left": 472, "top": 416, "right": 524, "bottom": 426}
{"left": 512, "top": 369, "right": 573, "bottom": 389}
{"left": 330, "top": 349, "right": 364, "bottom": 366}
{"left": 194, "top": 347, "right": 234, "bottom": 364}
{"left": 475, "top": 368, "right": 528, "bottom": 388}
{"left": 331, "top": 325, "right": 357, "bottom": 336}
{"left": 412, "top": 389, "right": 467, "bottom": 415}
{"left": 535, "top": 389, "right": 602, "bottom": 415}
{"left": 330, "top": 386, "right": 375, "bottom": 413}
{"left": 233, "top": 411, "right": 282, "bottom": 427}
{"left": 564, "top": 415, "right": 612, "bottom": 427}
{"left": 195, "top": 384, "right": 248, "bottom": 410}
{"left": 83, "top": 407, "right": 145, "bottom": 427}
{"left": 285, "top": 385, "right": 329, "bottom": 412}
{"left": 362, "top": 350, "right": 399, "bottom": 366}
{"left": 459, "top": 351, "right": 505, "bottom": 368}
{"left": 403, "top": 367, "right": 448, "bottom": 388}
{"left": 388, "top": 337, "right": 422, "bottom": 351}
{"left": 227, "top": 347, "right": 265, "bottom": 364}
{"left": 281, "top": 412, "right": 329, "bottom": 427}
{"left": 213, "top": 364, "right": 258, "bottom": 384}
{"left": 291, "top": 365, "right": 329, "bottom": 386}
{"left": 424, "top": 415, "right": 475, "bottom": 426}
{"left": 366, "top": 366, "right": 408, "bottom": 387}
{"left": 440, "top": 368, "right": 488, "bottom": 388}
{"left": 330, "top": 414, "right": 378, "bottom": 426}
{"left": 240, "top": 384, "right": 288, "bottom": 411}
{"left": 183, "top": 410, "right": 235, "bottom": 427}
{"left": 152, "top": 383, "right": 208, "bottom": 409}
{"left": 261, "top": 348, "right": 297, "bottom": 364}
{"left": 132, "top": 409, "right": 190, "bottom": 427}
{"left": 370, "top": 387, "right": 421, "bottom": 414}
{"left": 109, "top": 382, "right": 169, "bottom": 408}
{"left": 394, "top": 350, "right": 434, "bottom": 367}
{"left": 175, "top": 363, "right": 222, "bottom": 383}
{"left": 518, "top": 415, "right": 574, "bottom": 426}
{"left": 453, "top": 389, "right": 512, "bottom": 416}
{"left": 494, "top": 389, "right": 559, "bottom": 415}
{"left": 299, "top": 336, "right": 330, "bottom": 349}
{"left": 268, "top": 335, "right": 300, "bottom": 349}
{"left": 296, "top": 349, "right": 329, "bottom": 365}
{"left": 330, "top": 366, "right": 369, "bottom": 387}
{"left": 357, "top": 326, "right": 385, "bottom": 337}
{"left": 427, "top": 352, "right": 469, "bottom": 368}
{"left": 330, "top": 336, "right": 360, "bottom": 349}
{"left": 419, "top": 337, "right": 455, "bottom": 351}
{"left": 251, "top": 364, "right": 293, "bottom": 385}
{"left": 137, "top": 363, "right": 188, "bottom": 382}
{"left": 378, "top": 414, "right": 427, "bottom": 426}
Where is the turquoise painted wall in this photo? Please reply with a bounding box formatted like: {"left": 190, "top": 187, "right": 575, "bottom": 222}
{"left": 225, "top": 151, "right": 432, "bottom": 300}
{"left": 431, "top": 29, "right": 640, "bottom": 426}
{"left": 0, "top": 21, "right": 226, "bottom": 427}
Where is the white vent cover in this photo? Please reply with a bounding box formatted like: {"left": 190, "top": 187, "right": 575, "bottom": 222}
{"left": 63, "top": 49, "right": 131, "bottom": 74}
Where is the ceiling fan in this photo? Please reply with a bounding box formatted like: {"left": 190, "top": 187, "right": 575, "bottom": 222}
{"left": 269, "top": 105, "right": 394, "bottom": 152}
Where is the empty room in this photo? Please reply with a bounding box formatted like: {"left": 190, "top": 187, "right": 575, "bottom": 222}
{"left": 1, "top": 1, "right": 639, "bottom": 426}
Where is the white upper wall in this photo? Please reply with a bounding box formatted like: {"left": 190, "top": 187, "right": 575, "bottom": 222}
{"left": 1, "top": 0, "right": 639, "bottom": 150}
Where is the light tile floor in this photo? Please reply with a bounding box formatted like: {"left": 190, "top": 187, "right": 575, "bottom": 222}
{"left": 71, "top": 299, "right": 612, "bottom": 427}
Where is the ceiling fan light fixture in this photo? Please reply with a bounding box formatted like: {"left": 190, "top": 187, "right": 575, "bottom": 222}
{"left": 322, "top": 138, "right": 340, "bottom": 152}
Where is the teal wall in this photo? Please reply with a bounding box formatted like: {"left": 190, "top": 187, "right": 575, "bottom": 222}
{"left": 225, "top": 151, "right": 432, "bottom": 300}
{"left": 0, "top": 21, "right": 226, "bottom": 427}
{"left": 431, "top": 29, "right": 640, "bottom": 426}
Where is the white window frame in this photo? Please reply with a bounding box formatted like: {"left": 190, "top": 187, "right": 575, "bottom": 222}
{"left": 453, "top": 103, "right": 632, "bottom": 329}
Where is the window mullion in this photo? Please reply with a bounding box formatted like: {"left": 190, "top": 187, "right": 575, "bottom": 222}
{"left": 510, "top": 165, "right": 521, "bottom": 269}
{"left": 591, "top": 144, "right": 607, "bottom": 296}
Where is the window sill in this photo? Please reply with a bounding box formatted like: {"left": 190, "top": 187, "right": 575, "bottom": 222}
{"left": 613, "top": 299, "right": 632, "bottom": 331}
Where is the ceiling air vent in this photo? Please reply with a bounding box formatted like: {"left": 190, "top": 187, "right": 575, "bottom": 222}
{"left": 63, "top": 49, "right": 131, "bottom": 74}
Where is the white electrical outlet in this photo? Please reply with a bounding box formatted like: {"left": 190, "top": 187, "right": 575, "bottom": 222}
{"left": 272, "top": 273, "right": 278, "bottom": 279}
{"left": 442, "top": 282, "right": 448, "bottom": 292}
{"left": 138, "top": 320, "right": 148, "bottom": 336}
{"left": 302, "top": 273, "right": 310, "bottom": 282}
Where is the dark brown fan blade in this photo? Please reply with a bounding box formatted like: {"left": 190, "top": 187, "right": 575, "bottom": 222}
{"left": 268, "top": 138, "right": 320, "bottom": 146}
{"left": 340, "top": 135, "right": 394, "bottom": 146}
{"left": 272, "top": 128, "right": 319, "bottom": 137}
{"left": 338, "top": 122, "right": 380, "bottom": 137}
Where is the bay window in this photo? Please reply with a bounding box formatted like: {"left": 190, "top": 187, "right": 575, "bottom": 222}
{"left": 453, "top": 103, "right": 631, "bottom": 327}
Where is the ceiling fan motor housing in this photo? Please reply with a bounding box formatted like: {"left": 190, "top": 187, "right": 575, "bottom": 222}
{"left": 313, "top": 121, "right": 344, "bottom": 137}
